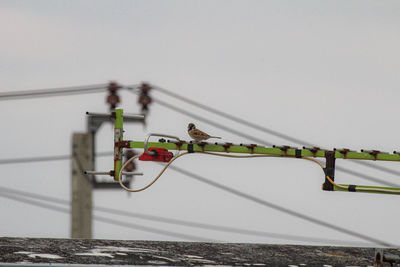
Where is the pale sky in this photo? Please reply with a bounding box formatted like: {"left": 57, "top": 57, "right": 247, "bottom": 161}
{"left": 1, "top": 0, "right": 400, "bottom": 246}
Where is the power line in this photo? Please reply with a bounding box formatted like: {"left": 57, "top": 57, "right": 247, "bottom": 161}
{"left": 336, "top": 166, "right": 400, "bottom": 188}
{"left": 166, "top": 164, "right": 394, "bottom": 247}
{"left": 0, "top": 191, "right": 214, "bottom": 242}
{"left": 0, "top": 186, "right": 369, "bottom": 246}
{"left": 148, "top": 85, "right": 400, "bottom": 184}
{"left": 0, "top": 83, "right": 108, "bottom": 101}
{"left": 350, "top": 160, "right": 400, "bottom": 178}
{"left": 152, "top": 85, "right": 312, "bottom": 146}
{"left": 126, "top": 88, "right": 272, "bottom": 146}
{"left": 0, "top": 151, "right": 112, "bottom": 165}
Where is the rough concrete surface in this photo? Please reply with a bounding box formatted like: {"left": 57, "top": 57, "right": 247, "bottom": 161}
{"left": 1, "top": 237, "right": 399, "bottom": 266}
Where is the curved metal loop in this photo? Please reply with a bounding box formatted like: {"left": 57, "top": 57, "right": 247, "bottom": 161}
{"left": 144, "top": 133, "right": 181, "bottom": 155}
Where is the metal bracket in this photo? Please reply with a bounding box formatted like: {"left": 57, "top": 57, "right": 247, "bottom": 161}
{"left": 322, "top": 151, "right": 336, "bottom": 191}
{"left": 144, "top": 133, "right": 181, "bottom": 156}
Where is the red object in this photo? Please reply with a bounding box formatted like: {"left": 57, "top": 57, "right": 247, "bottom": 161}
{"left": 139, "top": 148, "right": 173, "bottom": 162}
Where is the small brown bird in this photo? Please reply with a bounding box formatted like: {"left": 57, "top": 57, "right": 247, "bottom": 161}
{"left": 188, "top": 123, "right": 221, "bottom": 142}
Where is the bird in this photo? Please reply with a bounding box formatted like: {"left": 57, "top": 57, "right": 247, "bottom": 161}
{"left": 188, "top": 123, "right": 221, "bottom": 142}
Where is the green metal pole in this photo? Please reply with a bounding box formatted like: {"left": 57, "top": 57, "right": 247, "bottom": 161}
{"left": 128, "top": 140, "right": 400, "bottom": 195}
{"left": 129, "top": 141, "right": 400, "bottom": 162}
{"left": 333, "top": 184, "right": 400, "bottom": 195}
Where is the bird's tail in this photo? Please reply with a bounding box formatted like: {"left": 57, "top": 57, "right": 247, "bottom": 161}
{"left": 209, "top": 136, "right": 221, "bottom": 139}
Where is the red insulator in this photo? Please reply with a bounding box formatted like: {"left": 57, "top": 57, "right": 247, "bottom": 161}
{"left": 139, "top": 148, "right": 173, "bottom": 162}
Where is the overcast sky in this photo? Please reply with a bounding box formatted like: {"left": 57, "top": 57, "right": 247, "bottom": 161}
{"left": 1, "top": 0, "right": 400, "bottom": 246}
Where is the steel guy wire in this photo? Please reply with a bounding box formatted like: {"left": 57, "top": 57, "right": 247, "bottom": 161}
{"left": 166, "top": 164, "right": 394, "bottom": 247}
{"left": 0, "top": 186, "right": 371, "bottom": 246}
{"left": 152, "top": 85, "right": 312, "bottom": 146}
{"left": 0, "top": 83, "right": 108, "bottom": 101}
{"left": 0, "top": 191, "right": 214, "bottom": 242}
{"left": 147, "top": 85, "right": 400, "bottom": 182}
{"left": 0, "top": 152, "right": 112, "bottom": 165}
{"left": 126, "top": 87, "right": 272, "bottom": 146}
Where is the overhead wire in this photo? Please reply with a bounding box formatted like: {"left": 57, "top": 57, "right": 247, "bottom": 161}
{"left": 0, "top": 191, "right": 214, "bottom": 242}
{"left": 0, "top": 83, "right": 108, "bottom": 101}
{"left": 166, "top": 163, "right": 394, "bottom": 247}
{"left": 0, "top": 186, "right": 367, "bottom": 246}
{"left": 0, "top": 151, "right": 112, "bottom": 165}
{"left": 126, "top": 87, "right": 272, "bottom": 146}
{"left": 152, "top": 85, "right": 312, "bottom": 146}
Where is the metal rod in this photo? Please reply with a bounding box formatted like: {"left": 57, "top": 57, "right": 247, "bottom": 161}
{"left": 84, "top": 171, "right": 110, "bottom": 175}
{"left": 84, "top": 171, "right": 144, "bottom": 176}
{"left": 122, "top": 172, "right": 143, "bottom": 176}
{"left": 86, "top": 112, "right": 144, "bottom": 121}
{"left": 123, "top": 114, "right": 145, "bottom": 120}
{"left": 86, "top": 112, "right": 111, "bottom": 118}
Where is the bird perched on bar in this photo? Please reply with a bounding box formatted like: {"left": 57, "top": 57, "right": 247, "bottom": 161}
{"left": 188, "top": 123, "right": 221, "bottom": 142}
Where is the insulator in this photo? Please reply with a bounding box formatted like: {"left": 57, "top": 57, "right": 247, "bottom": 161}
{"left": 140, "top": 83, "right": 151, "bottom": 93}
{"left": 138, "top": 95, "right": 152, "bottom": 105}
{"left": 106, "top": 94, "right": 120, "bottom": 106}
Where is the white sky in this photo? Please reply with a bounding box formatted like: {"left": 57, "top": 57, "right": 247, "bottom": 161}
{"left": 1, "top": 0, "right": 400, "bottom": 246}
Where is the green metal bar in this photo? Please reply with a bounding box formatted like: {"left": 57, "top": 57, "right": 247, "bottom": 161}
{"left": 129, "top": 141, "right": 400, "bottom": 162}
{"left": 114, "top": 109, "right": 123, "bottom": 129}
{"left": 333, "top": 184, "right": 400, "bottom": 195}
{"left": 113, "top": 109, "right": 124, "bottom": 181}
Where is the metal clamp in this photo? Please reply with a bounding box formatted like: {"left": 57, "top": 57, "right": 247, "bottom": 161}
{"left": 144, "top": 133, "right": 181, "bottom": 156}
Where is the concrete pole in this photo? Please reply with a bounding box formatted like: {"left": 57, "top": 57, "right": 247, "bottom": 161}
{"left": 71, "top": 133, "right": 93, "bottom": 238}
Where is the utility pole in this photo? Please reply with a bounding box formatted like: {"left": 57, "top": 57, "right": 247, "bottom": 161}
{"left": 71, "top": 133, "right": 93, "bottom": 238}
{"left": 70, "top": 81, "right": 151, "bottom": 238}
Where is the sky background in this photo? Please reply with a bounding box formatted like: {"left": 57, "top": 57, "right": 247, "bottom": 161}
{"left": 1, "top": 0, "right": 400, "bottom": 246}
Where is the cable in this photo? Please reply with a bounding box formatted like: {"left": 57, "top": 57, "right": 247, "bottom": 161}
{"left": 118, "top": 152, "right": 189, "bottom": 192}
{"left": 145, "top": 85, "right": 400, "bottom": 185}
{"left": 0, "top": 191, "right": 214, "bottom": 242}
{"left": 336, "top": 166, "right": 400, "bottom": 188}
{"left": 0, "top": 151, "right": 112, "bottom": 165}
{"left": 126, "top": 88, "right": 272, "bottom": 146}
{"left": 0, "top": 83, "right": 108, "bottom": 101}
{"left": 0, "top": 186, "right": 368, "bottom": 246}
{"left": 118, "top": 151, "right": 282, "bottom": 193}
{"left": 301, "top": 157, "right": 400, "bottom": 194}
{"left": 151, "top": 85, "right": 312, "bottom": 146}
{"left": 350, "top": 160, "right": 400, "bottom": 178}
